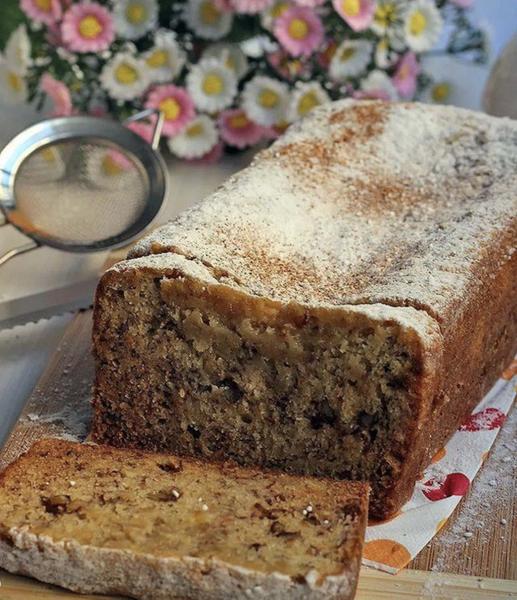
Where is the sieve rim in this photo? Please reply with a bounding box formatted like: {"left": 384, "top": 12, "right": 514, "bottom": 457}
{"left": 0, "top": 116, "right": 167, "bottom": 252}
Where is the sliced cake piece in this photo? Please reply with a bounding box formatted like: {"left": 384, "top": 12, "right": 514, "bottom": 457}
{"left": 92, "top": 100, "right": 517, "bottom": 518}
{"left": 0, "top": 438, "right": 368, "bottom": 600}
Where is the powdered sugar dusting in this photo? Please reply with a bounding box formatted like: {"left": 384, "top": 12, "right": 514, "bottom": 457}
{"left": 427, "top": 404, "right": 515, "bottom": 577}
{"left": 127, "top": 100, "right": 516, "bottom": 327}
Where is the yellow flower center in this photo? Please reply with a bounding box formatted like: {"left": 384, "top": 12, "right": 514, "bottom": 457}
{"left": 126, "top": 2, "right": 147, "bottom": 24}
{"left": 146, "top": 49, "right": 169, "bottom": 68}
{"left": 7, "top": 71, "right": 22, "bottom": 92}
{"left": 342, "top": 0, "right": 360, "bottom": 17}
{"left": 199, "top": 1, "right": 221, "bottom": 25}
{"left": 115, "top": 63, "right": 139, "bottom": 85}
{"left": 298, "top": 91, "right": 320, "bottom": 116}
{"left": 229, "top": 114, "right": 249, "bottom": 129}
{"left": 159, "top": 98, "right": 181, "bottom": 120}
{"left": 374, "top": 3, "right": 396, "bottom": 28}
{"left": 288, "top": 18, "right": 309, "bottom": 40}
{"left": 78, "top": 15, "right": 103, "bottom": 39}
{"left": 431, "top": 82, "right": 450, "bottom": 102}
{"left": 259, "top": 89, "right": 279, "bottom": 108}
{"left": 102, "top": 155, "right": 123, "bottom": 176}
{"left": 186, "top": 123, "right": 204, "bottom": 137}
{"left": 35, "top": 0, "right": 52, "bottom": 11}
{"left": 409, "top": 10, "right": 427, "bottom": 35}
{"left": 202, "top": 73, "right": 224, "bottom": 95}
{"left": 340, "top": 46, "right": 356, "bottom": 61}
{"left": 271, "top": 1, "right": 289, "bottom": 18}
{"left": 40, "top": 147, "right": 56, "bottom": 162}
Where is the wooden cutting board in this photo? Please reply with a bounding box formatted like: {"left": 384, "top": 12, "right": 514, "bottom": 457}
{"left": 0, "top": 311, "right": 515, "bottom": 599}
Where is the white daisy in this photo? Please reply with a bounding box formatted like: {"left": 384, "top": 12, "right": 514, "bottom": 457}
{"left": 329, "top": 40, "right": 372, "bottom": 82}
{"left": 167, "top": 114, "right": 218, "bottom": 159}
{"left": 374, "top": 38, "right": 399, "bottom": 69}
{"left": 425, "top": 80, "right": 452, "bottom": 104}
{"left": 100, "top": 52, "right": 150, "bottom": 101}
{"left": 113, "top": 0, "right": 158, "bottom": 40}
{"left": 202, "top": 43, "right": 248, "bottom": 80}
{"left": 184, "top": 0, "right": 233, "bottom": 41}
{"left": 360, "top": 70, "right": 398, "bottom": 100}
{"left": 20, "top": 145, "right": 66, "bottom": 183}
{"left": 0, "top": 59, "right": 27, "bottom": 104}
{"left": 403, "top": 0, "right": 443, "bottom": 53}
{"left": 242, "top": 75, "right": 289, "bottom": 127}
{"left": 85, "top": 148, "right": 138, "bottom": 191}
{"left": 371, "top": 0, "right": 404, "bottom": 36}
{"left": 287, "top": 82, "right": 329, "bottom": 122}
{"left": 261, "top": 0, "right": 291, "bottom": 31}
{"left": 5, "top": 25, "right": 31, "bottom": 76}
{"left": 143, "top": 32, "right": 186, "bottom": 83}
{"left": 187, "top": 57, "right": 237, "bottom": 112}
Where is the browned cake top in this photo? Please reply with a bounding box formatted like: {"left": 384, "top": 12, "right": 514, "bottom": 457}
{"left": 0, "top": 439, "right": 368, "bottom": 582}
{"left": 128, "top": 101, "right": 517, "bottom": 325}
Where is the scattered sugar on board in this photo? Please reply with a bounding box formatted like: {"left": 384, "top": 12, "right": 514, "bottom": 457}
{"left": 427, "top": 405, "right": 515, "bottom": 579}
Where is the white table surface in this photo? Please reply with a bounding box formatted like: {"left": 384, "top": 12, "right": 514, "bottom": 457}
{"left": 0, "top": 0, "right": 516, "bottom": 447}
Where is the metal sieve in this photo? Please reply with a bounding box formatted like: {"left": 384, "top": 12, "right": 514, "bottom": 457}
{"left": 0, "top": 109, "right": 166, "bottom": 266}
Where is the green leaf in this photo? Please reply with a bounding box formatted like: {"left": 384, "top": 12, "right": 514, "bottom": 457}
{"left": 0, "top": 0, "right": 24, "bottom": 51}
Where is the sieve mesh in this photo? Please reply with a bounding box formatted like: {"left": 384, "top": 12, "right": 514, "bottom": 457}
{"left": 10, "top": 138, "right": 150, "bottom": 246}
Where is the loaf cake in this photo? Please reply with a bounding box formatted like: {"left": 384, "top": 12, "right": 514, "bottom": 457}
{"left": 0, "top": 438, "right": 368, "bottom": 599}
{"left": 93, "top": 100, "right": 517, "bottom": 519}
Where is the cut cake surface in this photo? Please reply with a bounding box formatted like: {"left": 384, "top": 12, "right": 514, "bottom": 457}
{"left": 0, "top": 438, "right": 368, "bottom": 600}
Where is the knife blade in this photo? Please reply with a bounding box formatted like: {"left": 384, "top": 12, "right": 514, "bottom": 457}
{"left": 0, "top": 277, "right": 98, "bottom": 330}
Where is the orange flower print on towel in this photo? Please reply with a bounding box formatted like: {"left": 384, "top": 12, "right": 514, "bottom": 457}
{"left": 459, "top": 407, "right": 505, "bottom": 432}
{"left": 501, "top": 358, "right": 517, "bottom": 380}
{"left": 363, "top": 539, "right": 411, "bottom": 570}
{"left": 422, "top": 472, "right": 470, "bottom": 501}
{"left": 431, "top": 447, "right": 446, "bottom": 463}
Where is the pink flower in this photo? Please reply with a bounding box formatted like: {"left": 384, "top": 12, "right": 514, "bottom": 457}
{"left": 40, "top": 73, "right": 73, "bottom": 117}
{"left": 127, "top": 121, "right": 155, "bottom": 145}
{"left": 145, "top": 85, "right": 195, "bottom": 137}
{"left": 450, "top": 0, "right": 474, "bottom": 7}
{"left": 274, "top": 6, "right": 324, "bottom": 57}
{"left": 20, "top": 0, "right": 62, "bottom": 25}
{"left": 46, "top": 23, "right": 66, "bottom": 47}
{"left": 316, "top": 38, "right": 337, "bottom": 69}
{"left": 353, "top": 89, "right": 391, "bottom": 101}
{"left": 61, "top": 2, "right": 115, "bottom": 53}
{"left": 229, "top": 0, "right": 274, "bottom": 13}
{"left": 332, "top": 0, "right": 375, "bottom": 31}
{"left": 267, "top": 48, "right": 312, "bottom": 81}
{"left": 188, "top": 141, "right": 224, "bottom": 165}
{"left": 218, "top": 109, "right": 266, "bottom": 148}
{"left": 262, "top": 122, "right": 289, "bottom": 140}
{"left": 213, "top": 0, "right": 235, "bottom": 11}
{"left": 89, "top": 105, "right": 107, "bottom": 117}
{"left": 293, "top": 0, "right": 326, "bottom": 6}
{"left": 392, "top": 52, "right": 420, "bottom": 99}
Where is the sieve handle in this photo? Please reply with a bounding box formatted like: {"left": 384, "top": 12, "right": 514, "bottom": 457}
{"left": 124, "top": 109, "right": 164, "bottom": 151}
{"left": 0, "top": 240, "right": 39, "bottom": 267}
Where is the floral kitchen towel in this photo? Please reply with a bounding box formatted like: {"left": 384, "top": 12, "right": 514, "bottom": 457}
{"left": 362, "top": 359, "right": 517, "bottom": 574}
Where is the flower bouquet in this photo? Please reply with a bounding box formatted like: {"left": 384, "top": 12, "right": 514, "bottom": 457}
{"left": 1, "top": 0, "right": 487, "bottom": 162}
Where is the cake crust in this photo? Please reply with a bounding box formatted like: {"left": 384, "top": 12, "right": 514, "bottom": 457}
{"left": 93, "top": 101, "right": 517, "bottom": 518}
{"left": 0, "top": 439, "right": 368, "bottom": 600}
